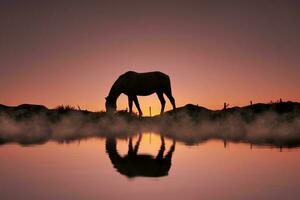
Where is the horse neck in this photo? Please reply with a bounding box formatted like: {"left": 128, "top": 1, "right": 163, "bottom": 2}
{"left": 108, "top": 81, "right": 122, "bottom": 102}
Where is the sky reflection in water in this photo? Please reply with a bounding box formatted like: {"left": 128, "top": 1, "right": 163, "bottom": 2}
{"left": 0, "top": 133, "right": 299, "bottom": 200}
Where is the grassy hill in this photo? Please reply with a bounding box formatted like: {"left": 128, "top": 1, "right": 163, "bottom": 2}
{"left": 0, "top": 101, "right": 300, "bottom": 148}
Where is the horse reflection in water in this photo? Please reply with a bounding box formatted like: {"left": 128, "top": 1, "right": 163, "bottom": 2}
{"left": 105, "top": 135, "right": 176, "bottom": 178}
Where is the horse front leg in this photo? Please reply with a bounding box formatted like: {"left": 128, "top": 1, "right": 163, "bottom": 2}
{"left": 128, "top": 96, "right": 133, "bottom": 113}
{"left": 133, "top": 96, "right": 143, "bottom": 116}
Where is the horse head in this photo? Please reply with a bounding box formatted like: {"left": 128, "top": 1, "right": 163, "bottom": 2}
{"left": 105, "top": 96, "right": 116, "bottom": 113}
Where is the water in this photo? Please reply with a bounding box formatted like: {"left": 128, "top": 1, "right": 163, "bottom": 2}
{"left": 0, "top": 133, "right": 299, "bottom": 200}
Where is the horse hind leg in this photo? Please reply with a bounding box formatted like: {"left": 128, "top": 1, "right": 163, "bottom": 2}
{"left": 164, "top": 89, "right": 176, "bottom": 110}
{"left": 156, "top": 92, "right": 166, "bottom": 115}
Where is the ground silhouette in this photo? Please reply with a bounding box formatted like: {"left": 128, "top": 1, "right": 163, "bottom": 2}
{"left": 0, "top": 101, "right": 300, "bottom": 148}
{"left": 105, "top": 71, "right": 176, "bottom": 116}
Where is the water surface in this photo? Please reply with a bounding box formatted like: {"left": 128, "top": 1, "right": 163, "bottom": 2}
{"left": 0, "top": 133, "right": 299, "bottom": 200}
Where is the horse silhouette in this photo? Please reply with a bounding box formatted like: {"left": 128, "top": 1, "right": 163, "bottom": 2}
{"left": 105, "top": 71, "right": 176, "bottom": 116}
{"left": 105, "top": 135, "right": 176, "bottom": 178}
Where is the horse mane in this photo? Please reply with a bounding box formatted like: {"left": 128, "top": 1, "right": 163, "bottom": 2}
{"left": 107, "top": 71, "right": 137, "bottom": 101}
{"left": 107, "top": 75, "right": 124, "bottom": 101}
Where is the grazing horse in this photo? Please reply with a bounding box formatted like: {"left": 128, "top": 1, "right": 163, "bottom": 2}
{"left": 105, "top": 71, "right": 176, "bottom": 116}
{"left": 105, "top": 135, "right": 176, "bottom": 178}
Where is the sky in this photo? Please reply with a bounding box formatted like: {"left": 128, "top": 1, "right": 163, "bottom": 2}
{"left": 0, "top": 0, "right": 299, "bottom": 115}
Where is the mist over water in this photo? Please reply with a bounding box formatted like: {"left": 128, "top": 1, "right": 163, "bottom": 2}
{"left": 0, "top": 105, "right": 299, "bottom": 148}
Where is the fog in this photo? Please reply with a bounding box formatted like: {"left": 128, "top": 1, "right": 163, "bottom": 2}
{"left": 0, "top": 107, "right": 299, "bottom": 148}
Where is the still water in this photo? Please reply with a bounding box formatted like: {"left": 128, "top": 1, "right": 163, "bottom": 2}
{"left": 0, "top": 133, "right": 299, "bottom": 200}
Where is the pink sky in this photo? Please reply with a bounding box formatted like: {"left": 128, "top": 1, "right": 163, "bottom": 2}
{"left": 0, "top": 1, "right": 299, "bottom": 115}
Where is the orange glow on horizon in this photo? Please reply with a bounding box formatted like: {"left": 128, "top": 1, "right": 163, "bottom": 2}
{"left": 1, "top": 1, "right": 299, "bottom": 114}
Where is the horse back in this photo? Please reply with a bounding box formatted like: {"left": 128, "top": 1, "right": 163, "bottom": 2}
{"left": 119, "top": 71, "right": 170, "bottom": 95}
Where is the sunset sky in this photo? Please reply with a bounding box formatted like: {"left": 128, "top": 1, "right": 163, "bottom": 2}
{"left": 1, "top": 0, "right": 299, "bottom": 115}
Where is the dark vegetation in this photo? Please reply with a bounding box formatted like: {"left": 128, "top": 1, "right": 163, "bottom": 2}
{"left": 0, "top": 101, "right": 300, "bottom": 148}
